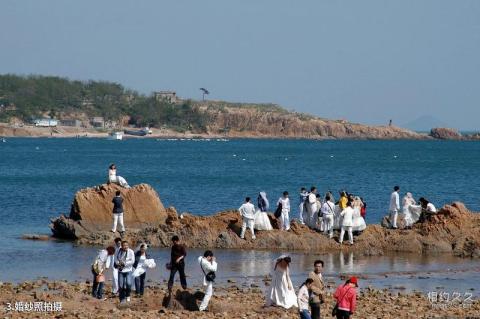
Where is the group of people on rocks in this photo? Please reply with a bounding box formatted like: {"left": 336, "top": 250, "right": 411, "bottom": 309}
{"left": 238, "top": 187, "right": 367, "bottom": 245}
{"left": 90, "top": 235, "right": 217, "bottom": 311}
{"left": 389, "top": 186, "right": 437, "bottom": 229}
{"left": 266, "top": 256, "right": 357, "bottom": 319}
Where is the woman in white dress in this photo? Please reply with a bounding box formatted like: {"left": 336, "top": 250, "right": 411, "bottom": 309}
{"left": 352, "top": 196, "right": 367, "bottom": 232}
{"left": 108, "top": 164, "right": 131, "bottom": 188}
{"left": 267, "top": 256, "right": 298, "bottom": 309}
{"left": 401, "top": 192, "right": 416, "bottom": 228}
{"left": 254, "top": 192, "right": 273, "bottom": 231}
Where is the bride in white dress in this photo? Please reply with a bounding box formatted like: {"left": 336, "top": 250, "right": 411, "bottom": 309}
{"left": 108, "top": 164, "right": 131, "bottom": 188}
{"left": 254, "top": 191, "right": 273, "bottom": 231}
{"left": 267, "top": 255, "right": 298, "bottom": 309}
{"left": 401, "top": 192, "right": 416, "bottom": 228}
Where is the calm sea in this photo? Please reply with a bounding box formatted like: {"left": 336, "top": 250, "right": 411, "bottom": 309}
{"left": 0, "top": 138, "right": 479, "bottom": 289}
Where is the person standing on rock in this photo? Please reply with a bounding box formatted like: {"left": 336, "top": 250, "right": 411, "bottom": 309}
{"left": 111, "top": 191, "right": 126, "bottom": 236}
{"left": 167, "top": 235, "right": 188, "bottom": 292}
{"left": 298, "top": 187, "right": 309, "bottom": 225}
{"left": 333, "top": 277, "right": 358, "bottom": 319}
{"left": 108, "top": 163, "right": 131, "bottom": 188}
{"left": 111, "top": 237, "right": 122, "bottom": 295}
{"left": 114, "top": 240, "right": 135, "bottom": 303}
{"left": 91, "top": 246, "right": 115, "bottom": 300}
{"left": 308, "top": 260, "right": 325, "bottom": 319}
{"left": 277, "top": 191, "right": 291, "bottom": 231}
{"left": 306, "top": 187, "right": 318, "bottom": 228}
{"left": 389, "top": 186, "right": 400, "bottom": 229}
{"left": 321, "top": 195, "right": 335, "bottom": 239}
{"left": 239, "top": 197, "right": 256, "bottom": 239}
{"left": 339, "top": 201, "right": 354, "bottom": 245}
{"left": 198, "top": 250, "right": 218, "bottom": 311}
{"left": 297, "top": 278, "right": 314, "bottom": 319}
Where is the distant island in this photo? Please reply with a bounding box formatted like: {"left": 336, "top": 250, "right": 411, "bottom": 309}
{"left": 0, "top": 74, "right": 477, "bottom": 140}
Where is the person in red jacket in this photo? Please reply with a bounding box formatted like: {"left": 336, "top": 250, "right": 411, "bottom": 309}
{"left": 333, "top": 277, "right": 358, "bottom": 319}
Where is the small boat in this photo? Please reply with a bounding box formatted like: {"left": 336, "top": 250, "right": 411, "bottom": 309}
{"left": 123, "top": 127, "right": 151, "bottom": 137}
{"left": 108, "top": 132, "right": 123, "bottom": 140}
{"left": 1, "top": 138, "right": 6, "bottom": 143}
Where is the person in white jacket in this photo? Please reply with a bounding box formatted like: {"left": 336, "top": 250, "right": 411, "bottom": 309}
{"left": 389, "top": 186, "right": 400, "bottom": 229}
{"left": 239, "top": 197, "right": 256, "bottom": 239}
{"left": 321, "top": 195, "right": 335, "bottom": 238}
{"left": 306, "top": 187, "right": 318, "bottom": 229}
{"left": 339, "top": 201, "right": 354, "bottom": 245}
{"left": 114, "top": 241, "right": 135, "bottom": 303}
{"left": 277, "top": 191, "right": 291, "bottom": 231}
{"left": 198, "top": 250, "right": 218, "bottom": 311}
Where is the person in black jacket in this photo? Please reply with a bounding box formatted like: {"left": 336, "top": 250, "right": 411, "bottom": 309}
{"left": 111, "top": 191, "right": 125, "bottom": 236}
{"left": 133, "top": 244, "right": 149, "bottom": 296}
{"left": 167, "top": 235, "right": 187, "bottom": 293}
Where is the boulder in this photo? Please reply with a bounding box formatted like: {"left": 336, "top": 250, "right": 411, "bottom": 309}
{"left": 50, "top": 183, "right": 168, "bottom": 238}
{"left": 429, "top": 127, "right": 463, "bottom": 140}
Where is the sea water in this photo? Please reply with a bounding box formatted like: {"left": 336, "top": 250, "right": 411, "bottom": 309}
{"left": 0, "top": 138, "right": 479, "bottom": 292}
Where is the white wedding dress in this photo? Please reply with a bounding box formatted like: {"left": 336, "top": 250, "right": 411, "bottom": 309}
{"left": 254, "top": 209, "right": 273, "bottom": 230}
{"left": 267, "top": 266, "right": 298, "bottom": 309}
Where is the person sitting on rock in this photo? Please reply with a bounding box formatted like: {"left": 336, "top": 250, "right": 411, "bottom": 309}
{"left": 108, "top": 164, "right": 131, "bottom": 188}
{"left": 418, "top": 197, "right": 437, "bottom": 223}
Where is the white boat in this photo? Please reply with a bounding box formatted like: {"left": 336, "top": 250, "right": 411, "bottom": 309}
{"left": 108, "top": 132, "right": 123, "bottom": 140}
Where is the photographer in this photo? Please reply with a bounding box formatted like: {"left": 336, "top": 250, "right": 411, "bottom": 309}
{"left": 198, "top": 250, "right": 217, "bottom": 311}
{"left": 114, "top": 241, "right": 135, "bottom": 303}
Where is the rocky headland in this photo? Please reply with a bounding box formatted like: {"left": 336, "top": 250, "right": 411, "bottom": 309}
{"left": 49, "top": 184, "right": 480, "bottom": 258}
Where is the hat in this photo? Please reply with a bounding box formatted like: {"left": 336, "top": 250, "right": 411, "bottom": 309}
{"left": 349, "top": 276, "right": 358, "bottom": 287}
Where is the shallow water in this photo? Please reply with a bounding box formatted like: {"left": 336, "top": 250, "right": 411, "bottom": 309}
{"left": 3, "top": 239, "right": 480, "bottom": 297}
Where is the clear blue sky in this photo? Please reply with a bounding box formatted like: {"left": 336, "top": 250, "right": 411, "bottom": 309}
{"left": 1, "top": 0, "right": 479, "bottom": 130}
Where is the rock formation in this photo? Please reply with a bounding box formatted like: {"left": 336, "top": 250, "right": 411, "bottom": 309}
{"left": 50, "top": 185, "right": 480, "bottom": 258}
{"left": 200, "top": 103, "right": 426, "bottom": 139}
{"left": 429, "top": 127, "right": 463, "bottom": 140}
{"left": 50, "top": 183, "right": 168, "bottom": 239}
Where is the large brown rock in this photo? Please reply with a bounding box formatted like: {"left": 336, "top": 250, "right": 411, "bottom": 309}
{"left": 429, "top": 127, "right": 463, "bottom": 140}
{"left": 50, "top": 183, "right": 168, "bottom": 238}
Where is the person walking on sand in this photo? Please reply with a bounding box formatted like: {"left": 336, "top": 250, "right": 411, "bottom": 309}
{"left": 239, "top": 197, "right": 256, "bottom": 239}
{"left": 339, "top": 201, "right": 354, "bottom": 245}
{"left": 167, "top": 235, "right": 188, "bottom": 292}
{"left": 114, "top": 241, "right": 135, "bottom": 303}
{"left": 111, "top": 237, "right": 122, "bottom": 295}
{"left": 277, "top": 191, "right": 291, "bottom": 231}
{"left": 108, "top": 164, "right": 131, "bottom": 188}
{"left": 333, "top": 277, "right": 358, "bottom": 319}
{"left": 321, "top": 195, "right": 335, "bottom": 238}
{"left": 298, "top": 187, "right": 309, "bottom": 225}
{"left": 389, "top": 186, "right": 400, "bottom": 229}
{"left": 198, "top": 250, "right": 218, "bottom": 311}
{"left": 111, "top": 191, "right": 125, "bottom": 236}
{"left": 308, "top": 260, "right": 325, "bottom": 319}
{"left": 91, "top": 246, "right": 115, "bottom": 300}
{"left": 297, "top": 278, "right": 314, "bottom": 319}
{"left": 267, "top": 255, "right": 298, "bottom": 309}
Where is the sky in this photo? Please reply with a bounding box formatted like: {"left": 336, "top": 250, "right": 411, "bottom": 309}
{"left": 1, "top": 0, "right": 479, "bottom": 130}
